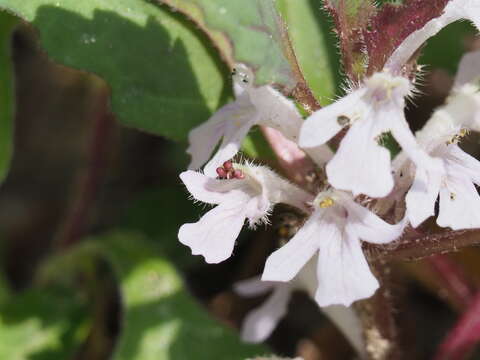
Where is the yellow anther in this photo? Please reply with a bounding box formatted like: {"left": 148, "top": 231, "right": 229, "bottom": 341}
{"left": 319, "top": 197, "right": 335, "bottom": 208}
{"left": 447, "top": 128, "right": 470, "bottom": 145}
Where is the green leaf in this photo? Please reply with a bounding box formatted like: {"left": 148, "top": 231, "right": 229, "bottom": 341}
{"left": 65, "top": 232, "right": 267, "bottom": 360}
{"left": 0, "top": 1, "right": 229, "bottom": 141}
{"left": 0, "top": 282, "right": 88, "bottom": 360}
{"left": 159, "top": 0, "right": 303, "bottom": 90}
{"left": 276, "top": 0, "right": 341, "bottom": 105}
{"left": 419, "top": 21, "right": 477, "bottom": 74}
{"left": 0, "top": 12, "right": 18, "bottom": 183}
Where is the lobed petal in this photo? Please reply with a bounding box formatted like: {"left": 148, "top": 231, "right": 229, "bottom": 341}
{"left": 252, "top": 86, "right": 304, "bottom": 142}
{"left": 437, "top": 177, "right": 480, "bottom": 230}
{"left": 178, "top": 199, "right": 248, "bottom": 263}
{"left": 262, "top": 211, "right": 333, "bottom": 282}
{"left": 240, "top": 286, "right": 291, "bottom": 343}
{"left": 299, "top": 90, "right": 365, "bottom": 149}
{"left": 315, "top": 228, "right": 379, "bottom": 307}
{"left": 326, "top": 115, "right": 393, "bottom": 198}
{"left": 179, "top": 170, "right": 244, "bottom": 205}
{"left": 343, "top": 198, "right": 406, "bottom": 244}
{"left": 405, "top": 167, "right": 442, "bottom": 228}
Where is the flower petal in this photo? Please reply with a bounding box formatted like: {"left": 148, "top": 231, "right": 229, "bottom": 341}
{"left": 179, "top": 170, "right": 244, "bottom": 205}
{"left": 385, "top": 0, "right": 480, "bottom": 73}
{"left": 437, "top": 177, "right": 480, "bottom": 230}
{"left": 455, "top": 50, "right": 480, "bottom": 87}
{"left": 315, "top": 228, "right": 379, "bottom": 307}
{"left": 240, "top": 286, "right": 291, "bottom": 343}
{"left": 343, "top": 198, "right": 405, "bottom": 244}
{"left": 251, "top": 86, "right": 304, "bottom": 142}
{"left": 299, "top": 89, "right": 365, "bottom": 149}
{"left": 262, "top": 210, "right": 333, "bottom": 282}
{"left": 234, "top": 276, "right": 275, "bottom": 297}
{"left": 187, "top": 96, "right": 250, "bottom": 170}
{"left": 405, "top": 167, "right": 442, "bottom": 228}
{"left": 203, "top": 117, "right": 255, "bottom": 177}
{"left": 445, "top": 145, "right": 480, "bottom": 185}
{"left": 326, "top": 116, "right": 393, "bottom": 198}
{"left": 178, "top": 199, "right": 248, "bottom": 263}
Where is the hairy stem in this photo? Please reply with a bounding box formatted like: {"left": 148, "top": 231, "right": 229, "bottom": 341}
{"left": 367, "top": 228, "right": 480, "bottom": 262}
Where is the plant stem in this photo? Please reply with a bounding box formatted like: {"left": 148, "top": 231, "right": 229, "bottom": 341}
{"left": 260, "top": 126, "right": 318, "bottom": 191}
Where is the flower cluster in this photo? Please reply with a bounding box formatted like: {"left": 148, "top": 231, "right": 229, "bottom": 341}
{"left": 177, "top": 0, "right": 480, "bottom": 348}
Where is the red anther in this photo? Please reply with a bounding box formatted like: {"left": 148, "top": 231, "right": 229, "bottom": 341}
{"left": 223, "top": 160, "right": 233, "bottom": 170}
{"left": 216, "top": 167, "right": 227, "bottom": 178}
{"left": 233, "top": 169, "right": 245, "bottom": 179}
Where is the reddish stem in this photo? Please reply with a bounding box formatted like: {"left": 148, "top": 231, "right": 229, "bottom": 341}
{"left": 56, "top": 85, "right": 115, "bottom": 249}
{"left": 427, "top": 255, "right": 476, "bottom": 309}
{"left": 260, "top": 126, "right": 317, "bottom": 190}
{"left": 434, "top": 291, "right": 480, "bottom": 360}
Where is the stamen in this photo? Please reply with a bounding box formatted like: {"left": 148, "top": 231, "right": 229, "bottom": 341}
{"left": 216, "top": 161, "right": 245, "bottom": 180}
{"left": 216, "top": 167, "right": 227, "bottom": 178}
{"left": 223, "top": 160, "right": 233, "bottom": 170}
{"left": 233, "top": 169, "right": 245, "bottom": 179}
{"left": 447, "top": 128, "right": 470, "bottom": 145}
{"left": 450, "top": 192, "right": 456, "bottom": 201}
{"left": 319, "top": 197, "right": 335, "bottom": 208}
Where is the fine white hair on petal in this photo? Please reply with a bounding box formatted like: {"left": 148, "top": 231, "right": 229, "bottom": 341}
{"left": 240, "top": 286, "right": 291, "bottom": 343}
{"left": 315, "top": 227, "right": 379, "bottom": 307}
{"left": 178, "top": 199, "right": 248, "bottom": 264}
{"left": 385, "top": 0, "right": 480, "bottom": 73}
{"left": 240, "top": 162, "right": 314, "bottom": 213}
{"left": 455, "top": 50, "right": 480, "bottom": 88}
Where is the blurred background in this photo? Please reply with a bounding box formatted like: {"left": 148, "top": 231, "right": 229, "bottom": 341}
{"left": 2, "top": 2, "right": 480, "bottom": 360}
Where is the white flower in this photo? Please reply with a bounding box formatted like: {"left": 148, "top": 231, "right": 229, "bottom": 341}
{"left": 178, "top": 162, "right": 313, "bottom": 263}
{"left": 386, "top": 0, "right": 480, "bottom": 73}
{"left": 187, "top": 64, "right": 304, "bottom": 177}
{"left": 262, "top": 189, "right": 405, "bottom": 307}
{"left": 299, "top": 72, "right": 436, "bottom": 198}
{"left": 400, "top": 51, "right": 480, "bottom": 229}
{"left": 234, "top": 261, "right": 367, "bottom": 359}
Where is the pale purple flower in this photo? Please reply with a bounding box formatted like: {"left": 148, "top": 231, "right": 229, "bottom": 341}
{"left": 386, "top": 0, "right": 480, "bottom": 74}
{"left": 402, "top": 51, "right": 480, "bottom": 229}
{"left": 178, "top": 163, "right": 313, "bottom": 263}
{"left": 262, "top": 189, "right": 405, "bottom": 307}
{"left": 187, "top": 64, "right": 303, "bottom": 177}
{"left": 299, "top": 72, "right": 435, "bottom": 198}
{"left": 234, "top": 262, "right": 367, "bottom": 358}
